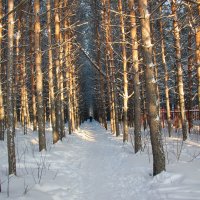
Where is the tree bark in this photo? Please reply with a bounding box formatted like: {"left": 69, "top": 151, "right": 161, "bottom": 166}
{"left": 101, "top": 0, "right": 114, "bottom": 133}
{"left": 138, "top": 0, "right": 165, "bottom": 175}
{"left": 171, "top": 0, "right": 188, "bottom": 141}
{"left": 34, "top": 0, "right": 46, "bottom": 151}
{"left": 29, "top": 13, "right": 37, "bottom": 131}
{"left": 47, "top": 0, "right": 58, "bottom": 143}
{"left": 7, "top": 0, "right": 16, "bottom": 174}
{"left": 59, "top": 1, "right": 65, "bottom": 139}
{"left": 118, "top": 0, "right": 128, "bottom": 142}
{"left": 129, "top": 0, "right": 142, "bottom": 152}
{"left": 188, "top": 30, "right": 193, "bottom": 132}
{"left": 20, "top": 12, "right": 29, "bottom": 134}
{"left": 159, "top": 6, "right": 172, "bottom": 136}
{"left": 94, "top": 0, "right": 107, "bottom": 130}
{"left": 0, "top": 0, "right": 4, "bottom": 141}
{"left": 64, "top": 12, "right": 73, "bottom": 135}
{"left": 54, "top": 0, "right": 63, "bottom": 140}
{"left": 196, "top": 0, "right": 200, "bottom": 111}
{"left": 103, "top": 0, "right": 120, "bottom": 136}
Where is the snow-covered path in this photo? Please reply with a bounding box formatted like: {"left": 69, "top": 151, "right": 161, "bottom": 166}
{"left": 41, "top": 121, "right": 152, "bottom": 200}
{"left": 1, "top": 121, "right": 200, "bottom": 200}
{"left": 63, "top": 122, "right": 150, "bottom": 200}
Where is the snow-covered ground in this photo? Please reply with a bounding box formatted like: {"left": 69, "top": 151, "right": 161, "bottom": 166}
{"left": 0, "top": 121, "right": 200, "bottom": 200}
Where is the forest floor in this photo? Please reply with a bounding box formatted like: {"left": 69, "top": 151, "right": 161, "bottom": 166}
{"left": 1, "top": 121, "right": 200, "bottom": 200}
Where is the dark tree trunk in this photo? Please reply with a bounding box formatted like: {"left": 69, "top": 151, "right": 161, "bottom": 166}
{"left": 7, "top": 0, "right": 16, "bottom": 175}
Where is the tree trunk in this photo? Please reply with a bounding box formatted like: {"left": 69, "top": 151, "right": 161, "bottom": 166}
{"left": 196, "top": 0, "right": 200, "bottom": 111}
{"left": 54, "top": 0, "right": 63, "bottom": 140}
{"left": 118, "top": 0, "right": 128, "bottom": 142}
{"left": 59, "top": 1, "right": 65, "bottom": 139}
{"left": 47, "top": 0, "right": 58, "bottom": 143}
{"left": 159, "top": 6, "right": 172, "bottom": 137}
{"left": 129, "top": 0, "right": 142, "bottom": 152}
{"left": 64, "top": 15, "right": 72, "bottom": 135}
{"left": 188, "top": 30, "right": 193, "bottom": 133}
{"left": 70, "top": 59, "right": 75, "bottom": 132}
{"left": 101, "top": 0, "right": 114, "bottom": 133}
{"left": 34, "top": 0, "right": 46, "bottom": 151}
{"left": 104, "top": 0, "right": 120, "bottom": 136}
{"left": 29, "top": 14, "right": 37, "bottom": 131}
{"left": 7, "top": 0, "right": 16, "bottom": 175}
{"left": 0, "top": 0, "right": 4, "bottom": 141}
{"left": 20, "top": 14, "right": 29, "bottom": 134}
{"left": 138, "top": 0, "right": 165, "bottom": 175}
{"left": 94, "top": 0, "right": 107, "bottom": 130}
{"left": 171, "top": 0, "right": 188, "bottom": 141}
{"left": 150, "top": 15, "right": 162, "bottom": 131}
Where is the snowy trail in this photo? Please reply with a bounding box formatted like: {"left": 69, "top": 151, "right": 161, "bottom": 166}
{"left": 70, "top": 122, "right": 145, "bottom": 200}
{"left": 28, "top": 121, "right": 153, "bottom": 200}
{"left": 1, "top": 121, "right": 200, "bottom": 200}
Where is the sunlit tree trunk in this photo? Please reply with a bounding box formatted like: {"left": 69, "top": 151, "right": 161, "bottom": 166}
{"left": 70, "top": 58, "right": 75, "bottom": 132}
{"left": 67, "top": 27, "right": 75, "bottom": 133}
{"left": 196, "top": 0, "right": 200, "bottom": 111}
{"left": 64, "top": 11, "right": 72, "bottom": 134}
{"left": 54, "top": 0, "right": 63, "bottom": 140}
{"left": 104, "top": 0, "right": 120, "bottom": 136}
{"left": 20, "top": 13, "right": 29, "bottom": 134}
{"left": 72, "top": 67, "right": 78, "bottom": 130}
{"left": 34, "top": 0, "right": 46, "bottom": 151}
{"left": 171, "top": 0, "right": 188, "bottom": 141}
{"left": 47, "top": 0, "right": 58, "bottom": 143}
{"left": 29, "top": 15, "right": 37, "bottom": 131}
{"left": 101, "top": 0, "right": 114, "bottom": 133}
{"left": 188, "top": 30, "right": 193, "bottom": 133}
{"left": 0, "top": 0, "right": 4, "bottom": 141}
{"left": 65, "top": 12, "right": 75, "bottom": 133}
{"left": 94, "top": 0, "right": 107, "bottom": 130}
{"left": 129, "top": 0, "right": 142, "bottom": 152}
{"left": 74, "top": 80, "right": 79, "bottom": 130}
{"left": 7, "top": 0, "right": 16, "bottom": 174}
{"left": 118, "top": 0, "right": 128, "bottom": 142}
{"left": 159, "top": 6, "right": 172, "bottom": 136}
{"left": 59, "top": 1, "right": 65, "bottom": 139}
{"left": 138, "top": 0, "right": 165, "bottom": 175}
{"left": 150, "top": 15, "right": 162, "bottom": 131}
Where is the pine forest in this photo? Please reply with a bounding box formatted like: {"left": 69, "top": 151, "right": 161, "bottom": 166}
{"left": 0, "top": 0, "right": 200, "bottom": 199}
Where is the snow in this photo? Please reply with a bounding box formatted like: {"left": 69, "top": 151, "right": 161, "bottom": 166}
{"left": 1, "top": 121, "right": 200, "bottom": 200}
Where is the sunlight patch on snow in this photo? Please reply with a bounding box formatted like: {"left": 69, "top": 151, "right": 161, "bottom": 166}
{"left": 31, "top": 138, "right": 39, "bottom": 144}
{"left": 75, "top": 130, "right": 96, "bottom": 142}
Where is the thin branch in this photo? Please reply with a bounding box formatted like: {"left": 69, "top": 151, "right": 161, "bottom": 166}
{"left": 0, "top": 0, "right": 29, "bottom": 21}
